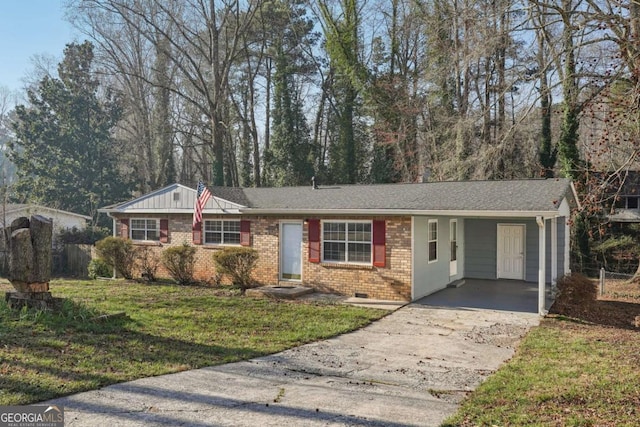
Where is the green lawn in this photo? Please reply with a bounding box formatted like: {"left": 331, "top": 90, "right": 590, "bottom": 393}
{"left": 443, "top": 317, "right": 640, "bottom": 427}
{"left": 0, "top": 280, "right": 386, "bottom": 405}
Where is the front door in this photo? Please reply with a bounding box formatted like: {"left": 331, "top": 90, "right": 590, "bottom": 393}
{"left": 280, "top": 222, "right": 302, "bottom": 281}
{"left": 449, "top": 219, "right": 458, "bottom": 276}
{"left": 497, "top": 224, "right": 525, "bottom": 280}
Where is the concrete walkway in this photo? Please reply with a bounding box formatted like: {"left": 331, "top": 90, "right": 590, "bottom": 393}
{"left": 46, "top": 300, "right": 540, "bottom": 427}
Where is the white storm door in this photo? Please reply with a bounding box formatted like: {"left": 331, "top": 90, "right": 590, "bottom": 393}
{"left": 281, "top": 222, "right": 303, "bottom": 281}
{"left": 497, "top": 224, "right": 525, "bottom": 280}
{"left": 449, "top": 219, "right": 458, "bottom": 276}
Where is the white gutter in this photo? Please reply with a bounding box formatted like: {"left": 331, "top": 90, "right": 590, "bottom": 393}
{"left": 97, "top": 207, "right": 561, "bottom": 218}
{"left": 569, "top": 181, "right": 583, "bottom": 210}
{"left": 98, "top": 209, "right": 241, "bottom": 215}
{"left": 6, "top": 205, "right": 93, "bottom": 221}
{"left": 236, "top": 208, "right": 561, "bottom": 218}
{"left": 410, "top": 216, "right": 415, "bottom": 301}
{"left": 106, "top": 212, "right": 117, "bottom": 279}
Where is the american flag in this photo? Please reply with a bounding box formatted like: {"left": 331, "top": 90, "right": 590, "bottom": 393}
{"left": 193, "top": 181, "right": 212, "bottom": 227}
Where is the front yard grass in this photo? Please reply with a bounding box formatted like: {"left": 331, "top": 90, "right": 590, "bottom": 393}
{"left": 0, "top": 279, "right": 386, "bottom": 405}
{"left": 443, "top": 318, "right": 640, "bottom": 426}
{"left": 443, "top": 276, "right": 640, "bottom": 427}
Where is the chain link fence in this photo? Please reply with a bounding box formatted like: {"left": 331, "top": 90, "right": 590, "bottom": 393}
{"left": 598, "top": 268, "right": 638, "bottom": 297}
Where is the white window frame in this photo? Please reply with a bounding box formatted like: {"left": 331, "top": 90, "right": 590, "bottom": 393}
{"left": 204, "top": 219, "right": 241, "bottom": 245}
{"left": 321, "top": 220, "right": 372, "bottom": 265}
{"left": 130, "top": 218, "right": 159, "bottom": 241}
{"left": 428, "top": 219, "right": 438, "bottom": 263}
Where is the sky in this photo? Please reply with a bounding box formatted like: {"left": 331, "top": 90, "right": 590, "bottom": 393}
{"left": 0, "top": 1, "right": 77, "bottom": 95}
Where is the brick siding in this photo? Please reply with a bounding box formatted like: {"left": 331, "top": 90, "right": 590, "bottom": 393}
{"left": 113, "top": 214, "right": 412, "bottom": 301}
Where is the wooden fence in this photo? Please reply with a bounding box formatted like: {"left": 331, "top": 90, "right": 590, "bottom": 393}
{"left": 58, "top": 244, "right": 93, "bottom": 277}
{"left": 1, "top": 244, "right": 93, "bottom": 278}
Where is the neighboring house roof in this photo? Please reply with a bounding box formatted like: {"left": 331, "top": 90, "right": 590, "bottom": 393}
{"left": 608, "top": 210, "right": 640, "bottom": 223}
{"left": 2, "top": 204, "right": 92, "bottom": 221}
{"left": 100, "top": 178, "right": 579, "bottom": 218}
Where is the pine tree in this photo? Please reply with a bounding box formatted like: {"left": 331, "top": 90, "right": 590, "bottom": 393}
{"left": 262, "top": 0, "right": 317, "bottom": 187}
{"left": 9, "top": 41, "right": 131, "bottom": 220}
{"left": 267, "top": 43, "right": 315, "bottom": 187}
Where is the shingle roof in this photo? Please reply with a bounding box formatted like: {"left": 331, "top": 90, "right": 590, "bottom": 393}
{"left": 103, "top": 178, "right": 577, "bottom": 215}
{"left": 3, "top": 203, "right": 92, "bottom": 219}
{"left": 209, "top": 178, "right": 575, "bottom": 213}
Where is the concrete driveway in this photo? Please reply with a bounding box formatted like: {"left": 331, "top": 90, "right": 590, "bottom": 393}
{"left": 46, "top": 298, "right": 540, "bottom": 427}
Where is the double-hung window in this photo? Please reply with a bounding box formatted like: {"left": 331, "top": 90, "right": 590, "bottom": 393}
{"left": 322, "top": 221, "right": 372, "bottom": 264}
{"left": 428, "top": 219, "right": 438, "bottom": 262}
{"left": 130, "top": 219, "right": 159, "bottom": 241}
{"left": 204, "top": 220, "right": 241, "bottom": 245}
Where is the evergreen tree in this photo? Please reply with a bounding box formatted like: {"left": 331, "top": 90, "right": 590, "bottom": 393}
{"left": 268, "top": 43, "right": 315, "bottom": 187}
{"left": 320, "top": 0, "right": 365, "bottom": 184}
{"left": 262, "top": 0, "right": 317, "bottom": 187}
{"left": 9, "top": 41, "right": 130, "bottom": 220}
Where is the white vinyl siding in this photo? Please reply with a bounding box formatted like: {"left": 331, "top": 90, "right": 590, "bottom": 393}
{"left": 204, "top": 220, "right": 241, "bottom": 245}
{"left": 130, "top": 219, "right": 159, "bottom": 241}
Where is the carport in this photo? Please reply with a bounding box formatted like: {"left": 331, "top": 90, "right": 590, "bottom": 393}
{"left": 410, "top": 178, "right": 581, "bottom": 315}
{"left": 415, "top": 279, "right": 556, "bottom": 314}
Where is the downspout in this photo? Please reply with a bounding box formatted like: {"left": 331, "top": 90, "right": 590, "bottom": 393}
{"left": 536, "top": 216, "right": 547, "bottom": 315}
{"left": 107, "top": 212, "right": 117, "bottom": 279}
{"left": 410, "top": 216, "right": 415, "bottom": 301}
{"left": 564, "top": 217, "right": 571, "bottom": 276}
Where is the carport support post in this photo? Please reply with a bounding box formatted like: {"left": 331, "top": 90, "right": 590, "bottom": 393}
{"left": 536, "top": 216, "right": 546, "bottom": 315}
{"left": 551, "top": 217, "right": 558, "bottom": 293}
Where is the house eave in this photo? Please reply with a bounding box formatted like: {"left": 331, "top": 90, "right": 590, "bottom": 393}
{"left": 98, "top": 207, "right": 566, "bottom": 218}
{"left": 569, "top": 181, "right": 583, "bottom": 211}
{"left": 6, "top": 204, "right": 92, "bottom": 221}
{"left": 237, "top": 208, "right": 563, "bottom": 218}
{"left": 98, "top": 207, "right": 562, "bottom": 218}
{"left": 98, "top": 208, "right": 243, "bottom": 215}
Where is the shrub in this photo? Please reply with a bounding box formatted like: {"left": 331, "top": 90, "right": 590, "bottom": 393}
{"left": 87, "top": 258, "right": 112, "bottom": 279}
{"left": 95, "top": 236, "right": 137, "bottom": 280}
{"left": 556, "top": 273, "right": 597, "bottom": 305}
{"left": 212, "top": 247, "right": 259, "bottom": 292}
{"left": 136, "top": 246, "right": 160, "bottom": 282}
{"left": 551, "top": 273, "right": 598, "bottom": 319}
{"left": 58, "top": 226, "right": 110, "bottom": 245}
{"left": 161, "top": 244, "right": 196, "bottom": 285}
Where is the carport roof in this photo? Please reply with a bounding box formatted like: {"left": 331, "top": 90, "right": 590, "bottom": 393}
{"left": 100, "top": 178, "right": 579, "bottom": 217}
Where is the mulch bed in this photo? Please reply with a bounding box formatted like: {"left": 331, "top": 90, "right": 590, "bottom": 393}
{"left": 549, "top": 274, "right": 640, "bottom": 330}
